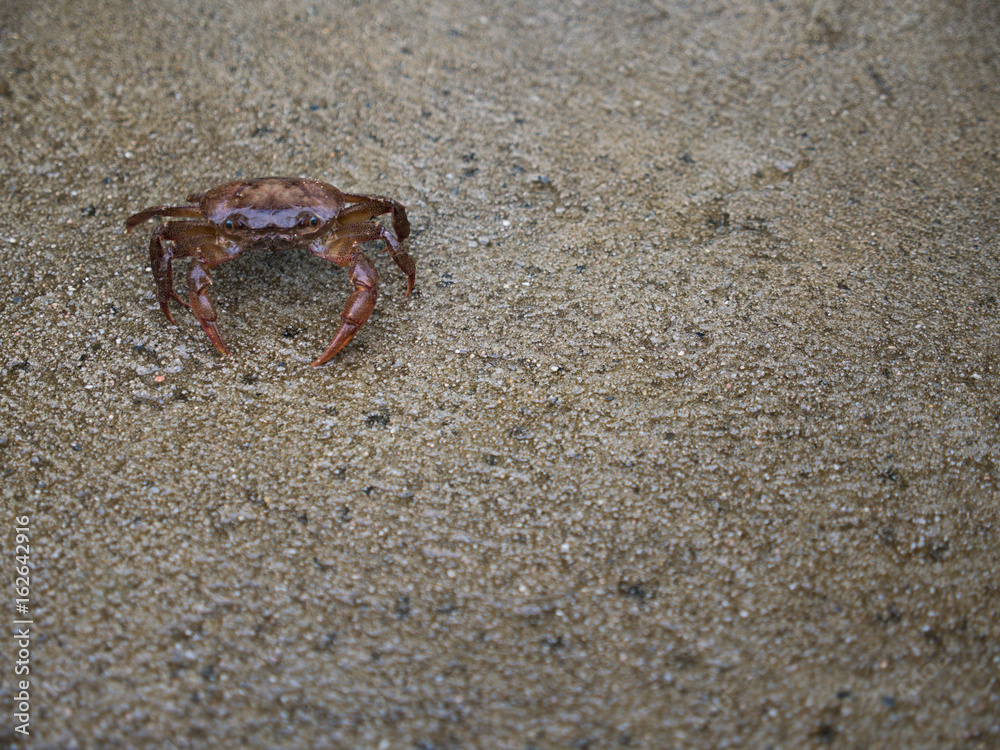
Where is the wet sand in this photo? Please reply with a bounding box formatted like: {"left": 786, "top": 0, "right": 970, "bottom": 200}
{"left": 1, "top": 0, "right": 998, "bottom": 747}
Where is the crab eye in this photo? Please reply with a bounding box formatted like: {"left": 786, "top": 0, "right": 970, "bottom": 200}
{"left": 308, "top": 215, "right": 320, "bottom": 228}
{"left": 224, "top": 218, "right": 235, "bottom": 231}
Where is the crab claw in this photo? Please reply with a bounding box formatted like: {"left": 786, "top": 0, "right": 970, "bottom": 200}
{"left": 391, "top": 249, "right": 416, "bottom": 297}
{"left": 198, "top": 318, "right": 231, "bottom": 357}
{"left": 312, "top": 253, "right": 378, "bottom": 367}
{"left": 188, "top": 261, "right": 231, "bottom": 357}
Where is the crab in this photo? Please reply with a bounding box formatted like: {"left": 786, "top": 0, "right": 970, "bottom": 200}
{"left": 124, "top": 177, "right": 415, "bottom": 367}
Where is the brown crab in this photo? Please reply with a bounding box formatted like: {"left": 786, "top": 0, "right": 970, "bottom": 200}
{"left": 124, "top": 177, "right": 415, "bottom": 366}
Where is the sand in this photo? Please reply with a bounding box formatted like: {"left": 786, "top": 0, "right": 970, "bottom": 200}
{"left": 1, "top": 0, "right": 998, "bottom": 747}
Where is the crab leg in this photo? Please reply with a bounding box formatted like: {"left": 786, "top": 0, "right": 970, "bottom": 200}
{"left": 141, "top": 219, "right": 240, "bottom": 356}
{"left": 147, "top": 221, "right": 218, "bottom": 323}
{"left": 124, "top": 204, "right": 203, "bottom": 233}
{"left": 340, "top": 193, "right": 411, "bottom": 241}
{"left": 311, "top": 251, "right": 378, "bottom": 367}
{"left": 187, "top": 260, "right": 231, "bottom": 357}
{"left": 334, "top": 218, "right": 415, "bottom": 296}
{"left": 311, "top": 216, "right": 418, "bottom": 366}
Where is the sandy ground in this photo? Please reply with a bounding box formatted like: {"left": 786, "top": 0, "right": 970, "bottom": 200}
{"left": 1, "top": 0, "right": 998, "bottom": 747}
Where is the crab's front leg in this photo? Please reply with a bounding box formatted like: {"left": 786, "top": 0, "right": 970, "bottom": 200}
{"left": 187, "top": 259, "right": 231, "bottom": 357}
{"left": 142, "top": 222, "right": 242, "bottom": 357}
{"left": 311, "top": 251, "right": 378, "bottom": 367}
{"left": 125, "top": 203, "right": 204, "bottom": 233}
{"left": 176, "top": 238, "right": 245, "bottom": 357}
{"left": 145, "top": 221, "right": 218, "bottom": 323}
{"left": 340, "top": 193, "right": 411, "bottom": 241}
{"left": 310, "top": 225, "right": 396, "bottom": 366}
